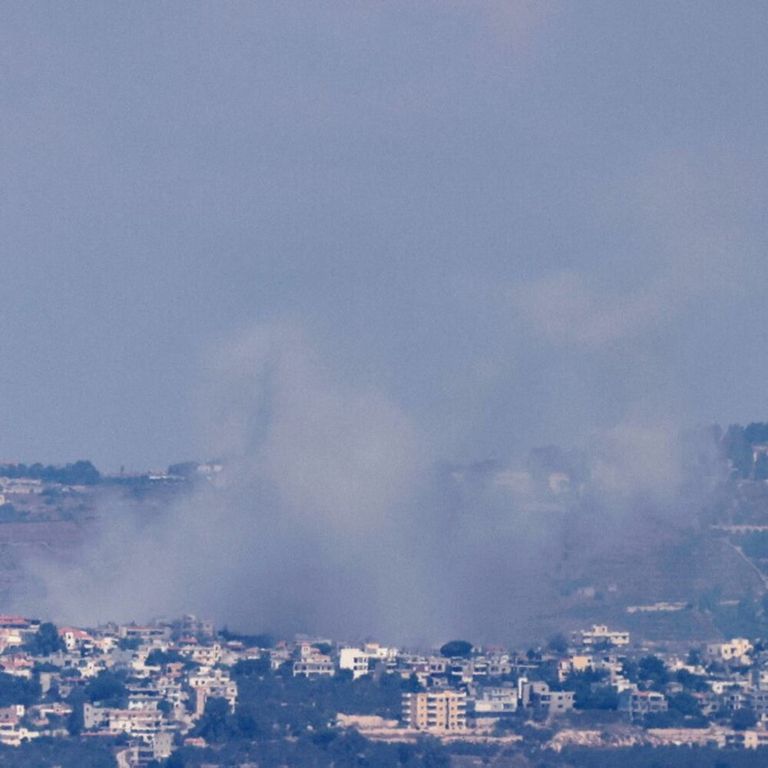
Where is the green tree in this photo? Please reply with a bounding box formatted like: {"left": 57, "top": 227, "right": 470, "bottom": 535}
{"left": 0, "top": 673, "right": 41, "bottom": 707}
{"left": 66, "top": 691, "right": 85, "bottom": 736}
{"left": 546, "top": 633, "right": 569, "bottom": 655}
{"left": 732, "top": 707, "right": 757, "bottom": 731}
{"left": 195, "top": 697, "right": 232, "bottom": 743}
{"left": 27, "top": 622, "right": 64, "bottom": 655}
{"left": 637, "top": 655, "right": 668, "bottom": 689}
{"left": 85, "top": 671, "right": 127, "bottom": 706}
{"left": 232, "top": 657, "right": 270, "bottom": 677}
{"left": 439, "top": 640, "right": 473, "bottom": 658}
{"left": 145, "top": 649, "right": 184, "bottom": 667}
{"left": 669, "top": 692, "right": 703, "bottom": 718}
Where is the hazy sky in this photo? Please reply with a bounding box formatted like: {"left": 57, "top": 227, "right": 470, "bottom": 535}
{"left": 2, "top": 1, "right": 768, "bottom": 471}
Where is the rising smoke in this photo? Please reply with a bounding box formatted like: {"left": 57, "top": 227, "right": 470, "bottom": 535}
{"left": 14, "top": 322, "right": 711, "bottom": 646}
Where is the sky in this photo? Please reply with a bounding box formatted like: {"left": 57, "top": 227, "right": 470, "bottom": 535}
{"left": 2, "top": 1, "right": 768, "bottom": 472}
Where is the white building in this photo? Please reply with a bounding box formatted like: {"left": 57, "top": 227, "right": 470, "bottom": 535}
{"left": 472, "top": 687, "right": 518, "bottom": 716}
{"left": 339, "top": 648, "right": 372, "bottom": 679}
{"left": 573, "top": 625, "right": 630, "bottom": 648}
{"left": 706, "top": 638, "right": 753, "bottom": 664}
{"left": 293, "top": 656, "right": 335, "bottom": 678}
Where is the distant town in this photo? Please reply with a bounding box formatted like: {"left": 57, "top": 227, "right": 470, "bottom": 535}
{"left": 3, "top": 614, "right": 768, "bottom": 766}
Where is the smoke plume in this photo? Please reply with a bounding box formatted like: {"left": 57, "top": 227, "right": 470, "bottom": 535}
{"left": 13, "top": 322, "right": 711, "bottom": 646}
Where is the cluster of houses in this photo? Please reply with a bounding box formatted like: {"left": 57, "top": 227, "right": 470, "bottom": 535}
{"left": 274, "top": 622, "right": 768, "bottom": 748}
{"left": 0, "top": 614, "right": 236, "bottom": 764}
{"left": 296, "top": 623, "right": 768, "bottom": 749}
{"left": 5, "top": 615, "right": 768, "bottom": 763}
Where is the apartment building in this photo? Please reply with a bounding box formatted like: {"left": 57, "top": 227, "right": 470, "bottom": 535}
{"left": 402, "top": 690, "right": 467, "bottom": 731}
{"left": 573, "top": 625, "right": 630, "bottom": 648}
{"left": 618, "top": 690, "right": 668, "bottom": 720}
{"left": 339, "top": 648, "right": 372, "bottom": 680}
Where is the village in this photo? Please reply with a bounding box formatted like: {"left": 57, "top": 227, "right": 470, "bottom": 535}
{"left": 3, "top": 614, "right": 768, "bottom": 765}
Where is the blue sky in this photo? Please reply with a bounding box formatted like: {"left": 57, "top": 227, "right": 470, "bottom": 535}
{"left": 2, "top": 1, "right": 768, "bottom": 470}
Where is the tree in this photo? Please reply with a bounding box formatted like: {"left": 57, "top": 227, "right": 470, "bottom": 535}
{"left": 232, "top": 657, "right": 270, "bottom": 677}
{"left": 84, "top": 671, "right": 127, "bottom": 706}
{"left": 146, "top": 649, "right": 184, "bottom": 667}
{"left": 26, "top": 622, "right": 64, "bottom": 656}
{"left": 439, "top": 640, "right": 473, "bottom": 658}
{"left": 195, "top": 697, "right": 232, "bottom": 743}
{"left": 546, "top": 633, "right": 569, "bottom": 655}
{"left": 675, "top": 669, "right": 709, "bottom": 693}
{"left": 66, "top": 691, "right": 85, "bottom": 736}
{"left": 669, "top": 692, "right": 703, "bottom": 718}
{"left": 0, "top": 673, "right": 41, "bottom": 707}
{"left": 59, "top": 460, "right": 101, "bottom": 485}
{"left": 732, "top": 707, "right": 757, "bottom": 731}
{"left": 637, "top": 655, "right": 668, "bottom": 689}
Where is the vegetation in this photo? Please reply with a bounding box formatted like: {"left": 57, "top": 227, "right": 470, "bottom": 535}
{"left": 439, "top": 640, "right": 473, "bottom": 658}
{"left": 569, "top": 670, "right": 619, "bottom": 711}
{"left": 167, "top": 667, "right": 448, "bottom": 767}
{"left": 25, "top": 622, "right": 64, "bottom": 656}
{"left": 145, "top": 648, "right": 185, "bottom": 666}
{"left": 0, "top": 738, "right": 117, "bottom": 767}
{"left": 84, "top": 670, "right": 128, "bottom": 707}
{"left": 0, "top": 460, "right": 100, "bottom": 485}
{"left": 0, "top": 672, "right": 41, "bottom": 707}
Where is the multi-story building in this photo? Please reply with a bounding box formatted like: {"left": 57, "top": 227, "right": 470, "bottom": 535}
{"left": 402, "top": 690, "right": 467, "bottom": 731}
{"left": 573, "top": 625, "right": 630, "bottom": 648}
{"left": 518, "top": 679, "right": 574, "bottom": 715}
{"left": 188, "top": 668, "right": 238, "bottom": 716}
{"left": 471, "top": 687, "right": 518, "bottom": 717}
{"left": 118, "top": 624, "right": 171, "bottom": 643}
{"left": 618, "top": 690, "right": 668, "bottom": 720}
{"left": 293, "top": 656, "right": 335, "bottom": 678}
{"left": 339, "top": 648, "right": 372, "bottom": 680}
{"left": 706, "top": 638, "right": 753, "bottom": 664}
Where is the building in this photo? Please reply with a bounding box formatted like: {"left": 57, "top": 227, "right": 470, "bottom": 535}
{"left": 293, "top": 656, "right": 335, "bottom": 678}
{"left": 188, "top": 668, "right": 238, "bottom": 716}
{"left": 339, "top": 648, "right": 372, "bottom": 680}
{"left": 558, "top": 654, "right": 594, "bottom": 681}
{"left": 619, "top": 690, "right": 668, "bottom": 720}
{"left": 518, "top": 679, "right": 574, "bottom": 715}
{"left": 0, "top": 616, "right": 36, "bottom": 652}
{"left": 726, "top": 730, "right": 768, "bottom": 749}
{"left": 535, "top": 688, "right": 575, "bottom": 715}
{"left": 402, "top": 690, "right": 467, "bottom": 731}
{"left": 471, "top": 687, "right": 518, "bottom": 717}
{"left": 706, "top": 638, "right": 753, "bottom": 664}
{"left": 118, "top": 624, "right": 171, "bottom": 643}
{"left": 59, "top": 627, "right": 93, "bottom": 651}
{"left": 573, "top": 625, "right": 630, "bottom": 648}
